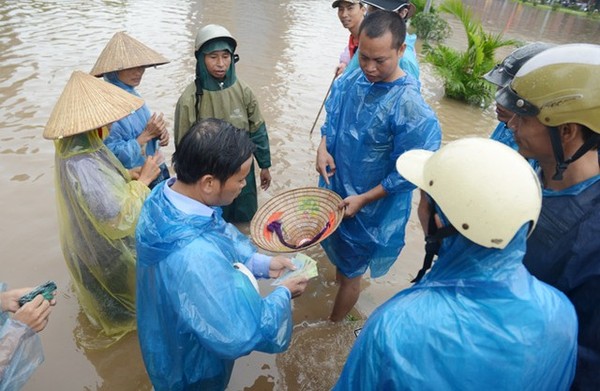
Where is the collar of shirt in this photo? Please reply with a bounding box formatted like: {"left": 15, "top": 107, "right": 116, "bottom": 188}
{"left": 163, "top": 177, "right": 215, "bottom": 217}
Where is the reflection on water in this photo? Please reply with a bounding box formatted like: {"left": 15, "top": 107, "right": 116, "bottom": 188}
{"left": 1, "top": 0, "right": 598, "bottom": 389}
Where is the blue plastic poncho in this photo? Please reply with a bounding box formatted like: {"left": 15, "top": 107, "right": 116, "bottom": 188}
{"left": 345, "top": 33, "right": 420, "bottom": 82}
{"left": 136, "top": 181, "right": 293, "bottom": 391}
{"left": 334, "top": 225, "right": 578, "bottom": 390}
{"left": 524, "top": 175, "right": 600, "bottom": 390}
{"left": 54, "top": 130, "right": 150, "bottom": 348}
{"left": 103, "top": 72, "right": 170, "bottom": 187}
{"left": 0, "top": 283, "right": 44, "bottom": 391}
{"left": 319, "top": 68, "right": 441, "bottom": 278}
{"left": 489, "top": 121, "right": 539, "bottom": 170}
{"left": 490, "top": 121, "right": 518, "bottom": 150}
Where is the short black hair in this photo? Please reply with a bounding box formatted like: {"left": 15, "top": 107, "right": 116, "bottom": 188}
{"left": 359, "top": 9, "right": 406, "bottom": 50}
{"left": 173, "top": 118, "right": 256, "bottom": 184}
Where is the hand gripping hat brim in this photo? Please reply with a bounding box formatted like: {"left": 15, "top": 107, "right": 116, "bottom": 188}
{"left": 44, "top": 71, "right": 144, "bottom": 140}
{"left": 90, "top": 31, "right": 169, "bottom": 77}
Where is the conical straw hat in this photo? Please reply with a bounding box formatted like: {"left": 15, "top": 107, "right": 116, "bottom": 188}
{"left": 250, "top": 187, "right": 345, "bottom": 253}
{"left": 43, "top": 70, "right": 144, "bottom": 140}
{"left": 90, "top": 31, "right": 170, "bottom": 77}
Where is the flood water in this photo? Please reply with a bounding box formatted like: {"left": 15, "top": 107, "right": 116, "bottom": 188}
{"left": 1, "top": 0, "right": 598, "bottom": 390}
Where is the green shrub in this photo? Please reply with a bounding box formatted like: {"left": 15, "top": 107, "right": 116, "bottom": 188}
{"left": 412, "top": 12, "right": 451, "bottom": 43}
{"left": 423, "top": 0, "right": 517, "bottom": 106}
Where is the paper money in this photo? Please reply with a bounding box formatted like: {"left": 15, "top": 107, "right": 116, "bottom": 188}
{"left": 271, "top": 253, "right": 318, "bottom": 285}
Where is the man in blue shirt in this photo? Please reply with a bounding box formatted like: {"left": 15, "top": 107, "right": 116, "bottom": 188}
{"left": 136, "top": 118, "right": 307, "bottom": 390}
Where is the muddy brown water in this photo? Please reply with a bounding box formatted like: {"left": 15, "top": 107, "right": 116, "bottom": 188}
{"left": 1, "top": 0, "right": 598, "bottom": 389}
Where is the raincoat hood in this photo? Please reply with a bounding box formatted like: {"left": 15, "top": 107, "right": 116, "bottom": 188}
{"left": 334, "top": 212, "right": 577, "bottom": 390}
{"left": 195, "top": 39, "right": 237, "bottom": 92}
{"left": 422, "top": 220, "right": 530, "bottom": 284}
{"left": 136, "top": 182, "right": 221, "bottom": 265}
{"left": 104, "top": 71, "right": 141, "bottom": 97}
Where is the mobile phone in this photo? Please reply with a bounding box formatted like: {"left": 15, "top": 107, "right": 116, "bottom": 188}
{"left": 18, "top": 281, "right": 57, "bottom": 307}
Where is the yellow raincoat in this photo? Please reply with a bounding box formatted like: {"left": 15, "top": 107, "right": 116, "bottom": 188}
{"left": 54, "top": 129, "right": 149, "bottom": 348}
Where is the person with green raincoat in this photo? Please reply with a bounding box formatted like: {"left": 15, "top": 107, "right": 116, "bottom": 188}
{"left": 44, "top": 71, "right": 160, "bottom": 349}
{"left": 174, "top": 24, "right": 272, "bottom": 223}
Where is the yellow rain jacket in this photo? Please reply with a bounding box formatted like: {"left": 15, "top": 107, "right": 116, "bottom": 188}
{"left": 54, "top": 129, "right": 149, "bottom": 348}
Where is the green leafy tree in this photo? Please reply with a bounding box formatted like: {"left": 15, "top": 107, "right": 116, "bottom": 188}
{"left": 424, "top": 0, "right": 517, "bottom": 105}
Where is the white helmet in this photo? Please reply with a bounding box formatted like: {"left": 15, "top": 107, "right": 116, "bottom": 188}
{"left": 396, "top": 138, "right": 541, "bottom": 249}
{"left": 194, "top": 24, "right": 237, "bottom": 52}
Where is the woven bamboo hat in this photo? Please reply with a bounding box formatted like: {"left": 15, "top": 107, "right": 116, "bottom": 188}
{"left": 43, "top": 70, "right": 144, "bottom": 140}
{"left": 250, "top": 187, "right": 345, "bottom": 253}
{"left": 90, "top": 31, "right": 169, "bottom": 77}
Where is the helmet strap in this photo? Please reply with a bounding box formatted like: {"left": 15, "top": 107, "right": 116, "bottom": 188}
{"left": 411, "top": 200, "right": 458, "bottom": 283}
{"left": 548, "top": 126, "right": 567, "bottom": 181}
{"left": 549, "top": 126, "right": 600, "bottom": 181}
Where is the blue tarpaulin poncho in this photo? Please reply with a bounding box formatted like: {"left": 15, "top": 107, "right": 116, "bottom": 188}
{"left": 0, "top": 283, "right": 44, "bottom": 391}
{"left": 136, "top": 182, "right": 293, "bottom": 391}
{"left": 345, "top": 33, "right": 420, "bottom": 81}
{"left": 524, "top": 175, "right": 600, "bottom": 391}
{"left": 319, "top": 68, "right": 441, "bottom": 278}
{"left": 334, "top": 225, "right": 578, "bottom": 390}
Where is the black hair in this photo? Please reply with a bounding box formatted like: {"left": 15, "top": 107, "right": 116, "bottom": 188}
{"left": 173, "top": 118, "right": 256, "bottom": 184}
{"left": 359, "top": 9, "right": 406, "bottom": 49}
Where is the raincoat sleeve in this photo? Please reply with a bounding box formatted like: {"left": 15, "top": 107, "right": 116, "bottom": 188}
{"left": 104, "top": 120, "right": 144, "bottom": 169}
{"left": 245, "top": 253, "right": 271, "bottom": 279}
{"left": 164, "top": 243, "right": 293, "bottom": 359}
{"left": 63, "top": 156, "right": 150, "bottom": 240}
{"left": 381, "top": 93, "right": 441, "bottom": 194}
{"left": 174, "top": 83, "right": 197, "bottom": 146}
{"left": 0, "top": 284, "right": 44, "bottom": 391}
{"left": 320, "top": 77, "right": 344, "bottom": 139}
{"left": 222, "top": 222, "right": 270, "bottom": 278}
{"left": 243, "top": 83, "right": 271, "bottom": 169}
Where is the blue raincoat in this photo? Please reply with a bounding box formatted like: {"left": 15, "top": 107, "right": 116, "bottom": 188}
{"left": 490, "top": 121, "right": 518, "bottom": 150}
{"left": 334, "top": 225, "right": 578, "bottom": 390}
{"left": 319, "top": 68, "right": 441, "bottom": 278}
{"left": 345, "top": 33, "right": 420, "bottom": 81}
{"left": 103, "top": 72, "right": 170, "bottom": 187}
{"left": 0, "top": 283, "right": 44, "bottom": 391}
{"left": 489, "top": 121, "right": 539, "bottom": 170}
{"left": 524, "top": 175, "right": 600, "bottom": 391}
{"left": 136, "top": 180, "right": 293, "bottom": 391}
